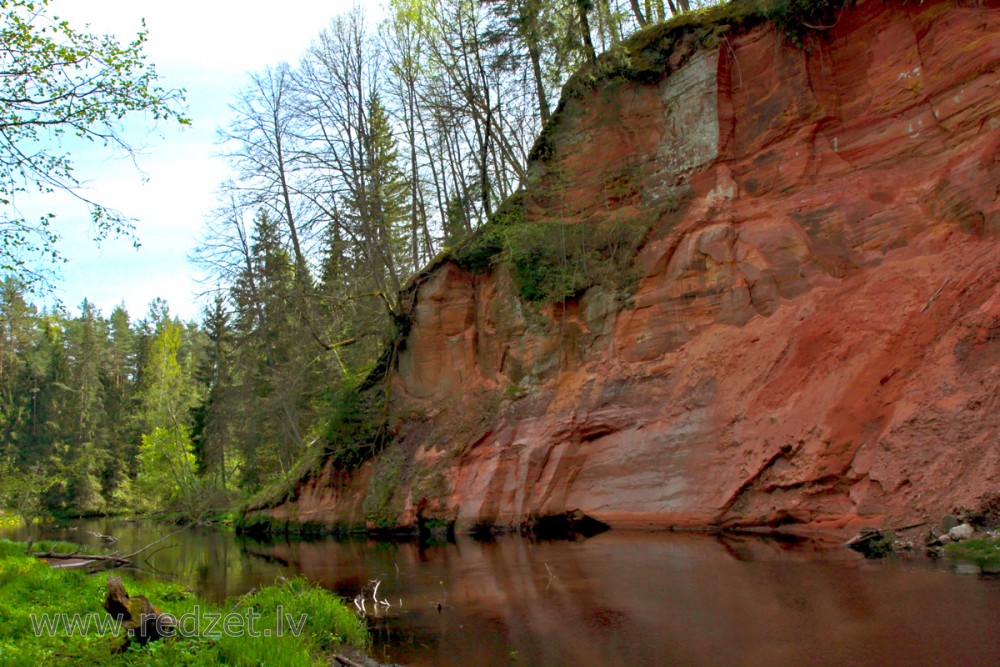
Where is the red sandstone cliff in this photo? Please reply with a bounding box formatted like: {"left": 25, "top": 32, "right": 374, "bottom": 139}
{"left": 250, "top": 0, "right": 1000, "bottom": 537}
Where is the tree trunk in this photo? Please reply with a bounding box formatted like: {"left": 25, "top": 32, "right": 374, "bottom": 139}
{"left": 630, "top": 0, "right": 649, "bottom": 26}
{"left": 471, "top": 19, "right": 493, "bottom": 219}
{"left": 578, "top": 2, "right": 598, "bottom": 67}
{"left": 527, "top": 37, "right": 549, "bottom": 125}
{"left": 104, "top": 576, "right": 176, "bottom": 648}
{"left": 406, "top": 81, "right": 420, "bottom": 272}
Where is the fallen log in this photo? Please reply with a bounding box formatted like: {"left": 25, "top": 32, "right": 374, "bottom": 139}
{"left": 33, "top": 550, "right": 132, "bottom": 566}
{"left": 32, "top": 525, "right": 189, "bottom": 569}
{"left": 103, "top": 576, "right": 175, "bottom": 648}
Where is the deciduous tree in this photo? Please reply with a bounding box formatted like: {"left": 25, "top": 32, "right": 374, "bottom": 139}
{"left": 0, "top": 0, "right": 188, "bottom": 284}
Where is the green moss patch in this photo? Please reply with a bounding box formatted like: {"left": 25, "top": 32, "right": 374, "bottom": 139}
{"left": 505, "top": 215, "right": 652, "bottom": 303}
{"left": 362, "top": 445, "right": 406, "bottom": 530}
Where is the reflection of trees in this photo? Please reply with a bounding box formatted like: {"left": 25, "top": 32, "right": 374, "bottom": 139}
{"left": 9, "top": 521, "right": 995, "bottom": 666}
{"left": 52, "top": 519, "right": 293, "bottom": 602}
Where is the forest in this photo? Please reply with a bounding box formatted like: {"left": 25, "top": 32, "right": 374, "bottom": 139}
{"left": 0, "top": 0, "right": 695, "bottom": 518}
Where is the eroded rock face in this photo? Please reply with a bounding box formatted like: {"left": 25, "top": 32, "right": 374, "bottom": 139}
{"left": 255, "top": 0, "right": 1000, "bottom": 537}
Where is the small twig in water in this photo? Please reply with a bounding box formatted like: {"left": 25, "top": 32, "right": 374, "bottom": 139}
{"left": 122, "top": 525, "right": 192, "bottom": 561}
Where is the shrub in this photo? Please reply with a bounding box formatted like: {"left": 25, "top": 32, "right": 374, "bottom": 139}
{"left": 450, "top": 192, "right": 527, "bottom": 273}
{"left": 323, "top": 383, "right": 387, "bottom": 471}
{"left": 506, "top": 215, "right": 651, "bottom": 303}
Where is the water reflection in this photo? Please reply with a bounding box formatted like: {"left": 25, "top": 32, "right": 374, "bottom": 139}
{"left": 2, "top": 519, "right": 290, "bottom": 600}
{"left": 4, "top": 521, "right": 1000, "bottom": 666}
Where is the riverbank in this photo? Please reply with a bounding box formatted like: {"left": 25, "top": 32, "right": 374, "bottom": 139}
{"left": 45, "top": 508, "right": 241, "bottom": 528}
{"left": 0, "top": 539, "right": 369, "bottom": 666}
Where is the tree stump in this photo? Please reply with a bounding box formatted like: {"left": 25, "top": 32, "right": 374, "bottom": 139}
{"left": 103, "top": 576, "right": 176, "bottom": 649}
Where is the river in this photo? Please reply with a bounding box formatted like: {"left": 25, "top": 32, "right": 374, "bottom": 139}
{"left": 3, "top": 519, "right": 999, "bottom": 666}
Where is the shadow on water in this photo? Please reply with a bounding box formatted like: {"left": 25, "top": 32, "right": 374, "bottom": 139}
{"left": 4, "top": 519, "right": 1000, "bottom": 666}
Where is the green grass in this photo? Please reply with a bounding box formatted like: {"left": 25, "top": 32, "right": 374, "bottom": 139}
{"left": 448, "top": 189, "right": 670, "bottom": 304}
{"left": 242, "top": 445, "right": 328, "bottom": 515}
{"left": 0, "top": 539, "right": 369, "bottom": 666}
{"left": 945, "top": 537, "right": 1000, "bottom": 572}
{"left": 28, "top": 540, "right": 95, "bottom": 556}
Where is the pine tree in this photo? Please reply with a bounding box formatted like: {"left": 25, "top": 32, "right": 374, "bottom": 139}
{"left": 340, "top": 92, "right": 411, "bottom": 302}
{"left": 104, "top": 304, "right": 139, "bottom": 497}
{"left": 0, "top": 280, "right": 37, "bottom": 459}
{"left": 226, "top": 211, "right": 313, "bottom": 489}
{"left": 62, "top": 300, "right": 112, "bottom": 511}
{"left": 189, "top": 296, "right": 236, "bottom": 489}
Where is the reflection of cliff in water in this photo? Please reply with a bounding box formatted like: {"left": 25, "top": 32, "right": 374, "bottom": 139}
{"left": 240, "top": 531, "right": 1000, "bottom": 667}
{"left": 4, "top": 520, "right": 999, "bottom": 666}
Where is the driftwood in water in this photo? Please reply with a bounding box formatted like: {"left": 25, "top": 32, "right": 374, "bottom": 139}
{"left": 88, "top": 530, "right": 118, "bottom": 544}
{"left": 103, "top": 576, "right": 176, "bottom": 648}
{"left": 32, "top": 525, "right": 189, "bottom": 569}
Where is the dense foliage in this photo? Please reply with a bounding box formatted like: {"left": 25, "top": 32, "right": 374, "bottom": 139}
{"left": 0, "top": 283, "right": 213, "bottom": 515}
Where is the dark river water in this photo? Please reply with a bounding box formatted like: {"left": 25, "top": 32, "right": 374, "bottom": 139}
{"left": 4, "top": 519, "right": 1000, "bottom": 666}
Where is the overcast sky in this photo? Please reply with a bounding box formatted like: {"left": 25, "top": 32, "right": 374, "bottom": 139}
{"left": 32, "top": 0, "right": 375, "bottom": 321}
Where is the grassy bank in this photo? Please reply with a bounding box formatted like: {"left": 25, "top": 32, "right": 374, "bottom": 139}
{"left": 0, "top": 539, "right": 369, "bottom": 666}
{"left": 945, "top": 536, "right": 1000, "bottom": 574}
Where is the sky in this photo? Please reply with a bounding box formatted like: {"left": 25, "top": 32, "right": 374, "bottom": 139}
{"left": 27, "top": 0, "right": 377, "bottom": 321}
